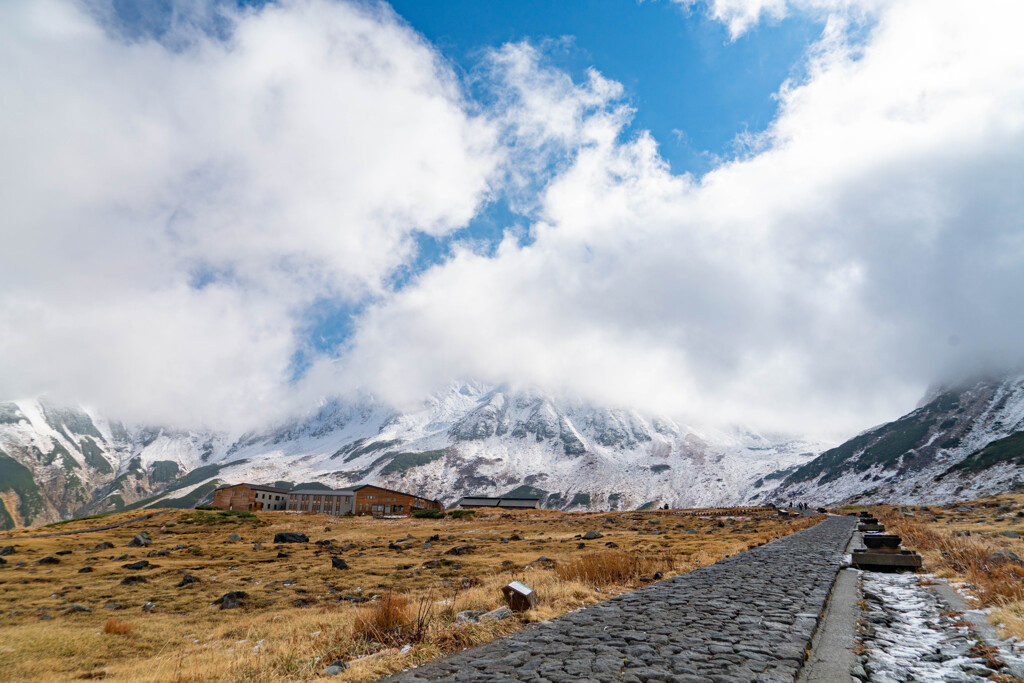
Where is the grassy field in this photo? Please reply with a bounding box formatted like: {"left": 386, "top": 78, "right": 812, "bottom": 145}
{"left": 867, "top": 494, "right": 1024, "bottom": 640}
{"left": 0, "top": 506, "right": 817, "bottom": 682}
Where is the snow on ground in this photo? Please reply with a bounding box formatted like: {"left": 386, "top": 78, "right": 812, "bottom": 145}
{"left": 858, "top": 572, "right": 1024, "bottom": 682}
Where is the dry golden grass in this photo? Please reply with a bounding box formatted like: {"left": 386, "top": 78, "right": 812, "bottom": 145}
{"left": 866, "top": 494, "right": 1024, "bottom": 640}
{"left": 0, "top": 506, "right": 818, "bottom": 681}
{"left": 553, "top": 549, "right": 671, "bottom": 585}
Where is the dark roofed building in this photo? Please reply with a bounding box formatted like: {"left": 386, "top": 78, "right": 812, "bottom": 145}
{"left": 457, "top": 496, "right": 542, "bottom": 510}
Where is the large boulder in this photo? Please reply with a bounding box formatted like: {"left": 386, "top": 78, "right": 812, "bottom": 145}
{"left": 274, "top": 532, "right": 309, "bottom": 544}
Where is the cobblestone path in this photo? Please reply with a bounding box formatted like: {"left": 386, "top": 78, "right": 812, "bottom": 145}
{"left": 384, "top": 515, "right": 857, "bottom": 683}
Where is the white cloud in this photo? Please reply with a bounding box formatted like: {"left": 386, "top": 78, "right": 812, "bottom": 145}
{"left": 3, "top": 0, "right": 1023, "bottom": 442}
{"left": 0, "top": 0, "right": 497, "bottom": 429}
{"left": 333, "top": 0, "right": 1024, "bottom": 439}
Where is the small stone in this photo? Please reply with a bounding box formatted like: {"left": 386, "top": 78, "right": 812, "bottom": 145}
{"left": 331, "top": 557, "right": 349, "bottom": 570}
{"left": 78, "top": 567, "right": 93, "bottom": 573}
{"left": 324, "top": 526, "right": 332, "bottom": 532}
{"left": 127, "top": 533, "right": 152, "bottom": 548}
{"left": 582, "top": 530, "right": 603, "bottom": 540}
{"left": 120, "top": 576, "right": 147, "bottom": 586}
{"left": 214, "top": 591, "right": 248, "bottom": 609}
{"left": 0, "top": 546, "right": 13, "bottom": 556}
{"left": 226, "top": 533, "right": 242, "bottom": 542}
{"left": 67, "top": 604, "right": 92, "bottom": 613}
{"left": 177, "top": 573, "right": 200, "bottom": 587}
{"left": 653, "top": 571, "right": 664, "bottom": 580}
{"left": 577, "top": 542, "right": 586, "bottom": 549}
{"left": 37, "top": 556, "right": 60, "bottom": 565}
{"left": 142, "top": 601, "right": 156, "bottom": 612}
{"left": 103, "top": 602, "right": 122, "bottom": 610}
{"left": 324, "top": 665, "right": 345, "bottom": 676}
{"left": 605, "top": 541, "right": 619, "bottom": 548}
{"left": 122, "top": 560, "right": 150, "bottom": 570}
{"left": 1003, "top": 531, "right": 1020, "bottom": 538}
{"left": 55, "top": 550, "right": 72, "bottom": 556}
{"left": 445, "top": 544, "right": 477, "bottom": 556}
{"left": 147, "top": 549, "right": 169, "bottom": 557}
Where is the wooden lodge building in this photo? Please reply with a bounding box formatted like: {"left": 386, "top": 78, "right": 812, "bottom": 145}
{"left": 211, "top": 482, "right": 442, "bottom": 517}
{"left": 212, "top": 483, "right": 290, "bottom": 512}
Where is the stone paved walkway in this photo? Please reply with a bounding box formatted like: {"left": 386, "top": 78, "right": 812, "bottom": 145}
{"left": 383, "top": 515, "right": 858, "bottom": 683}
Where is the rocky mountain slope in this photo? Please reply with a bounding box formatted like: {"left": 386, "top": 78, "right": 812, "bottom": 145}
{"left": 764, "top": 373, "right": 1024, "bottom": 505}
{"left": 0, "top": 383, "right": 819, "bottom": 527}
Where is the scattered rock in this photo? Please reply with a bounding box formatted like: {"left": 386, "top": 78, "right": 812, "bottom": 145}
{"left": 653, "top": 571, "right": 664, "bottom": 580}
{"left": 274, "top": 532, "right": 309, "bottom": 544}
{"left": 331, "top": 557, "right": 349, "bottom": 570}
{"left": 142, "top": 601, "right": 156, "bottom": 612}
{"left": 605, "top": 541, "right": 619, "bottom": 548}
{"left": 214, "top": 591, "right": 248, "bottom": 609}
{"left": 423, "top": 560, "right": 441, "bottom": 569}
{"left": 582, "top": 530, "right": 603, "bottom": 540}
{"left": 1003, "top": 531, "right": 1020, "bottom": 539}
{"left": 147, "top": 549, "right": 169, "bottom": 557}
{"left": 456, "top": 610, "right": 487, "bottom": 624}
{"left": 78, "top": 567, "right": 93, "bottom": 574}
{"left": 480, "top": 606, "right": 514, "bottom": 622}
{"left": 576, "top": 542, "right": 586, "bottom": 549}
{"left": 324, "top": 526, "right": 332, "bottom": 532}
{"left": 276, "top": 552, "right": 289, "bottom": 558}
{"left": 226, "top": 533, "right": 242, "bottom": 542}
{"left": 55, "top": 550, "right": 72, "bottom": 556}
{"left": 127, "top": 533, "right": 152, "bottom": 548}
{"left": 0, "top": 546, "right": 13, "bottom": 556}
{"left": 67, "top": 604, "right": 92, "bottom": 613}
{"left": 316, "top": 539, "right": 334, "bottom": 547}
{"left": 103, "top": 602, "right": 122, "bottom": 610}
{"left": 445, "top": 544, "right": 477, "bottom": 556}
{"left": 120, "top": 576, "right": 147, "bottom": 586}
{"left": 324, "top": 660, "right": 347, "bottom": 676}
{"left": 37, "top": 556, "right": 60, "bottom": 565}
{"left": 122, "top": 560, "right": 150, "bottom": 570}
{"left": 990, "top": 550, "right": 1024, "bottom": 566}
{"left": 178, "top": 573, "right": 200, "bottom": 587}
{"left": 252, "top": 543, "right": 263, "bottom": 551}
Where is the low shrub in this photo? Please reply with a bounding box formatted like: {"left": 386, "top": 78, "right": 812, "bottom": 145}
{"left": 448, "top": 510, "right": 475, "bottom": 519}
{"left": 412, "top": 509, "right": 444, "bottom": 519}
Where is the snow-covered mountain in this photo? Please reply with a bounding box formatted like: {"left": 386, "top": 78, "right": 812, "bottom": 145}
{"left": 767, "top": 373, "right": 1024, "bottom": 506}
{"left": 0, "top": 383, "right": 820, "bottom": 527}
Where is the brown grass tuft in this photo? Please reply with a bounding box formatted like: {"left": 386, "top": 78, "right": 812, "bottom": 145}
{"left": 352, "top": 591, "right": 412, "bottom": 644}
{"left": 102, "top": 619, "right": 132, "bottom": 635}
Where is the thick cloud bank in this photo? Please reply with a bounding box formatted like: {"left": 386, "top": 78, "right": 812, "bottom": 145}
{"left": 2, "top": 0, "right": 1023, "bottom": 439}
